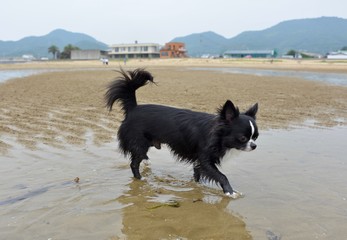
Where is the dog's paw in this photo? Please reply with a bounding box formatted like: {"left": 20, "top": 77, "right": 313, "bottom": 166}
{"left": 143, "top": 159, "right": 151, "bottom": 166}
{"left": 225, "top": 190, "right": 243, "bottom": 199}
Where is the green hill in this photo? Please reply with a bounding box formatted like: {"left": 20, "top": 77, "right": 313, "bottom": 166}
{"left": 171, "top": 17, "right": 347, "bottom": 57}
{"left": 172, "top": 31, "right": 229, "bottom": 57}
{"left": 0, "top": 29, "right": 108, "bottom": 58}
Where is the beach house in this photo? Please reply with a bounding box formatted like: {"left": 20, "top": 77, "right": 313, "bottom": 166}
{"left": 108, "top": 42, "right": 161, "bottom": 59}
{"left": 223, "top": 50, "right": 276, "bottom": 58}
{"left": 160, "top": 42, "right": 187, "bottom": 58}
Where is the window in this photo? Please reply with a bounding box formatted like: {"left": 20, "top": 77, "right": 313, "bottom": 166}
{"left": 161, "top": 52, "right": 168, "bottom": 56}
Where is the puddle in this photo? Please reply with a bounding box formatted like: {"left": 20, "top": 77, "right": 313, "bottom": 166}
{"left": 0, "top": 68, "right": 111, "bottom": 84}
{"left": 0, "top": 70, "right": 47, "bottom": 83}
{"left": 0, "top": 126, "right": 346, "bottom": 239}
{"left": 2, "top": 67, "right": 347, "bottom": 86}
{"left": 227, "top": 126, "right": 347, "bottom": 239}
{"left": 191, "top": 67, "right": 347, "bottom": 86}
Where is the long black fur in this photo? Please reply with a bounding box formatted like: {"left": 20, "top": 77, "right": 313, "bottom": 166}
{"left": 105, "top": 68, "right": 258, "bottom": 195}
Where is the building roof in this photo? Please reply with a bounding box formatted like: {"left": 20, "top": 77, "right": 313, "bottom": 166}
{"left": 224, "top": 50, "right": 274, "bottom": 55}
{"left": 109, "top": 43, "right": 160, "bottom": 48}
{"left": 328, "top": 51, "right": 347, "bottom": 55}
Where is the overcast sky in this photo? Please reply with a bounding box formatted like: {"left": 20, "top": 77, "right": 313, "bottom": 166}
{"left": 1, "top": 0, "right": 346, "bottom": 45}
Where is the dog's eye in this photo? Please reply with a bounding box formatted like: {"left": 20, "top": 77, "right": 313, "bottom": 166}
{"left": 239, "top": 136, "right": 248, "bottom": 143}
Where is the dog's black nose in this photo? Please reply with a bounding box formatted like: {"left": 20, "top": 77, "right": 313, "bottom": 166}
{"left": 251, "top": 142, "right": 257, "bottom": 150}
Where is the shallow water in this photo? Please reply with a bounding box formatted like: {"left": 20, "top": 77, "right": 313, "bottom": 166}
{"left": 0, "top": 70, "right": 46, "bottom": 83}
{"left": 192, "top": 67, "right": 347, "bottom": 86}
{"left": 0, "top": 68, "right": 99, "bottom": 84}
{"left": 2, "top": 67, "right": 347, "bottom": 87}
{"left": 1, "top": 126, "right": 346, "bottom": 239}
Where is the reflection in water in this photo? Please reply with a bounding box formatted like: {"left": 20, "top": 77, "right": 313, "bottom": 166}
{"left": 1, "top": 126, "right": 346, "bottom": 239}
{"left": 191, "top": 67, "right": 347, "bottom": 86}
{"left": 0, "top": 70, "right": 46, "bottom": 83}
{"left": 117, "top": 167, "right": 252, "bottom": 240}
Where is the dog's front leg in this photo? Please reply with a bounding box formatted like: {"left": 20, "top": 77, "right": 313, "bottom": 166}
{"left": 200, "top": 163, "right": 239, "bottom": 198}
{"left": 193, "top": 163, "right": 201, "bottom": 182}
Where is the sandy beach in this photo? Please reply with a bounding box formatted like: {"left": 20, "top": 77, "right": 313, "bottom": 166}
{"left": 1, "top": 59, "right": 347, "bottom": 239}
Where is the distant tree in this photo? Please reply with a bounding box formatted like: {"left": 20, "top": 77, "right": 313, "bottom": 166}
{"left": 300, "top": 53, "right": 313, "bottom": 59}
{"left": 286, "top": 50, "right": 297, "bottom": 57}
{"left": 59, "top": 44, "right": 80, "bottom": 59}
{"left": 341, "top": 46, "right": 347, "bottom": 51}
{"left": 48, "top": 45, "right": 59, "bottom": 59}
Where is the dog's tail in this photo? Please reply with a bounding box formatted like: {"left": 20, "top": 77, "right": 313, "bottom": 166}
{"left": 105, "top": 68, "right": 154, "bottom": 114}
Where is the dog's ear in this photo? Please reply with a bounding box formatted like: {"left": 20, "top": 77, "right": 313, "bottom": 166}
{"left": 244, "top": 103, "right": 258, "bottom": 119}
{"left": 219, "top": 100, "right": 239, "bottom": 122}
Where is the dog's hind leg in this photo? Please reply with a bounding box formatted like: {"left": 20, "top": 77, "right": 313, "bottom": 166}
{"left": 129, "top": 139, "right": 150, "bottom": 179}
{"left": 130, "top": 151, "right": 150, "bottom": 180}
{"left": 193, "top": 163, "right": 201, "bottom": 182}
{"left": 119, "top": 131, "right": 151, "bottom": 179}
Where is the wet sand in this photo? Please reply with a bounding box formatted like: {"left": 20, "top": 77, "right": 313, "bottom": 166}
{"left": 0, "top": 61, "right": 346, "bottom": 153}
{"left": 0, "top": 60, "right": 347, "bottom": 239}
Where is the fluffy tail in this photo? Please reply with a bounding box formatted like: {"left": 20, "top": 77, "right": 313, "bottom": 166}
{"left": 105, "top": 68, "right": 154, "bottom": 114}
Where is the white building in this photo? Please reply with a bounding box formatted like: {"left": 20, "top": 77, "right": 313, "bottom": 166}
{"left": 327, "top": 51, "right": 347, "bottom": 60}
{"left": 223, "top": 50, "right": 276, "bottom": 58}
{"left": 108, "top": 42, "right": 161, "bottom": 59}
{"left": 22, "top": 54, "right": 36, "bottom": 61}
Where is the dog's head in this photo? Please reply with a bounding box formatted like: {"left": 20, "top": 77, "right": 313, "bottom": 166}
{"left": 218, "top": 100, "right": 258, "bottom": 152}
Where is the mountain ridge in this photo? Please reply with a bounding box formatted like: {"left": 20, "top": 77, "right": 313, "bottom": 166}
{"left": 0, "top": 29, "right": 108, "bottom": 58}
{"left": 1, "top": 17, "right": 346, "bottom": 58}
{"left": 171, "top": 16, "right": 347, "bottom": 57}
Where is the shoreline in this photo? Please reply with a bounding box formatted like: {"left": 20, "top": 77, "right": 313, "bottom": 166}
{"left": 1, "top": 58, "right": 347, "bottom": 73}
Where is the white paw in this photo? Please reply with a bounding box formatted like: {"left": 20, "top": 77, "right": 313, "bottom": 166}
{"left": 225, "top": 190, "right": 243, "bottom": 199}
{"left": 143, "top": 160, "right": 151, "bottom": 166}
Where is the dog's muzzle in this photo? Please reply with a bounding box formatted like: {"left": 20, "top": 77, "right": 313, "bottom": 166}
{"left": 243, "top": 140, "right": 257, "bottom": 151}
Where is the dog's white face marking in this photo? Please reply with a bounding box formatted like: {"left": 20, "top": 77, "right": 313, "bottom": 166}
{"left": 249, "top": 120, "right": 255, "bottom": 139}
{"left": 244, "top": 120, "right": 256, "bottom": 152}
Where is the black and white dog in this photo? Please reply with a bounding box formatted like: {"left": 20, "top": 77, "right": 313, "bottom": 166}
{"left": 105, "top": 68, "right": 258, "bottom": 198}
